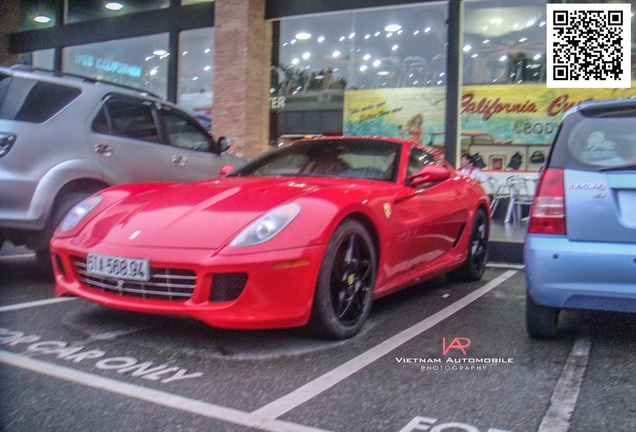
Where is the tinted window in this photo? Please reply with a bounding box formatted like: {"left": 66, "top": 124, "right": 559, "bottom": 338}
{"left": 93, "top": 96, "right": 160, "bottom": 143}
{"left": 566, "top": 117, "right": 636, "bottom": 169}
{"left": 407, "top": 147, "right": 438, "bottom": 177}
{"left": 162, "top": 108, "right": 212, "bottom": 152}
{"left": 0, "top": 77, "right": 81, "bottom": 123}
{"left": 232, "top": 139, "right": 399, "bottom": 181}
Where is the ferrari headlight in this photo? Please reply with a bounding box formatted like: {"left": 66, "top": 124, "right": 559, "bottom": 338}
{"left": 230, "top": 202, "right": 301, "bottom": 247}
{"left": 59, "top": 195, "right": 103, "bottom": 232}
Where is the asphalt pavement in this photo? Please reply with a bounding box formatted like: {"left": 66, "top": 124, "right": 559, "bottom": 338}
{"left": 1, "top": 245, "right": 635, "bottom": 432}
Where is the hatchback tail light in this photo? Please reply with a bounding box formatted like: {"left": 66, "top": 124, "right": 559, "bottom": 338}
{"left": 527, "top": 168, "right": 566, "bottom": 235}
{"left": 0, "top": 133, "right": 16, "bottom": 158}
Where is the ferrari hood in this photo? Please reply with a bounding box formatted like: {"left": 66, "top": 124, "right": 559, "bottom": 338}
{"left": 80, "top": 178, "right": 325, "bottom": 249}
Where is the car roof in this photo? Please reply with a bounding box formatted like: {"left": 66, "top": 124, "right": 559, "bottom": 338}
{"left": 0, "top": 64, "right": 164, "bottom": 102}
{"left": 566, "top": 97, "right": 636, "bottom": 117}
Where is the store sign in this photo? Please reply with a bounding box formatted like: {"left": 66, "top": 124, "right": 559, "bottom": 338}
{"left": 343, "top": 83, "right": 636, "bottom": 145}
{"left": 74, "top": 54, "right": 143, "bottom": 79}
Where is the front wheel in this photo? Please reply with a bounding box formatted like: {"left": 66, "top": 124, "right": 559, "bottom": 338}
{"left": 307, "top": 220, "right": 377, "bottom": 339}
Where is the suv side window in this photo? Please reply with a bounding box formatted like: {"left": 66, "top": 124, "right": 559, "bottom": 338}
{"left": 92, "top": 95, "right": 161, "bottom": 143}
{"left": 0, "top": 76, "right": 81, "bottom": 123}
{"left": 161, "top": 107, "right": 215, "bottom": 152}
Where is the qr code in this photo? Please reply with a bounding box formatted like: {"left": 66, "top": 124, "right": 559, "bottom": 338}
{"left": 547, "top": 4, "right": 631, "bottom": 88}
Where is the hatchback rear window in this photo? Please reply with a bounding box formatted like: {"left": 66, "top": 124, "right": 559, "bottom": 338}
{"left": 566, "top": 118, "right": 636, "bottom": 168}
{"left": 0, "top": 76, "right": 81, "bottom": 123}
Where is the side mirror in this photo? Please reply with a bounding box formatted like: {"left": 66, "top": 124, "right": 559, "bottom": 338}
{"left": 217, "top": 136, "right": 230, "bottom": 153}
{"left": 219, "top": 164, "right": 234, "bottom": 177}
{"left": 407, "top": 164, "right": 451, "bottom": 187}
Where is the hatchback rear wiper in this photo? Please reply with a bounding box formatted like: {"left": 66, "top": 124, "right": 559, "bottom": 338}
{"left": 599, "top": 163, "right": 636, "bottom": 172}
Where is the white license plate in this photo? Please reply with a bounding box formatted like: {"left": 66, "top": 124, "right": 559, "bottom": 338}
{"left": 86, "top": 253, "right": 150, "bottom": 282}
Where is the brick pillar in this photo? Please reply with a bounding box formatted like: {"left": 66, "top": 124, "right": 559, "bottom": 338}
{"left": 212, "top": 0, "right": 271, "bottom": 158}
{"left": 0, "top": 0, "right": 20, "bottom": 65}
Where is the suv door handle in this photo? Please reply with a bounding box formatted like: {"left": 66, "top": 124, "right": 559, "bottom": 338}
{"left": 172, "top": 155, "right": 188, "bottom": 167}
{"left": 94, "top": 144, "right": 114, "bottom": 157}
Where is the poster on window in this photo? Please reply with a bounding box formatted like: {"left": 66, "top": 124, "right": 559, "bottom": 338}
{"left": 343, "top": 83, "right": 636, "bottom": 146}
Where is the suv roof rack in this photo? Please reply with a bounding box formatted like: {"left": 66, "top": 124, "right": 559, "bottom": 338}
{"left": 9, "top": 64, "right": 162, "bottom": 99}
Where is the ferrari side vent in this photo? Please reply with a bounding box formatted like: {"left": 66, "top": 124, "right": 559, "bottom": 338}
{"left": 73, "top": 258, "right": 197, "bottom": 301}
{"left": 210, "top": 273, "right": 247, "bottom": 302}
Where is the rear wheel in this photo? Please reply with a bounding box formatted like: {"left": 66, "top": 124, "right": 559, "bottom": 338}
{"left": 454, "top": 207, "right": 489, "bottom": 281}
{"left": 307, "top": 220, "right": 377, "bottom": 339}
{"left": 526, "top": 294, "right": 559, "bottom": 338}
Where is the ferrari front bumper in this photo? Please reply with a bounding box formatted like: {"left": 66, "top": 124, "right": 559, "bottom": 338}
{"left": 51, "top": 240, "right": 327, "bottom": 329}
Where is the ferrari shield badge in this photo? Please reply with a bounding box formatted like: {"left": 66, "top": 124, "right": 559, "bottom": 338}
{"left": 383, "top": 203, "right": 392, "bottom": 219}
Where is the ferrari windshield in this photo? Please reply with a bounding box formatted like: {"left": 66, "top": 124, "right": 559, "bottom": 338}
{"left": 230, "top": 138, "right": 401, "bottom": 182}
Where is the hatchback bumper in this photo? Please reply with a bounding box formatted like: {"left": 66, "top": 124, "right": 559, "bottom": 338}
{"left": 525, "top": 234, "right": 636, "bottom": 312}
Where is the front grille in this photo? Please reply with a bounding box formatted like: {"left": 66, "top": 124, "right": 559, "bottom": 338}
{"left": 73, "top": 258, "right": 197, "bottom": 301}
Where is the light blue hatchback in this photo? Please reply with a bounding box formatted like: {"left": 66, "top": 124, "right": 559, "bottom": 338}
{"left": 525, "top": 98, "right": 636, "bottom": 338}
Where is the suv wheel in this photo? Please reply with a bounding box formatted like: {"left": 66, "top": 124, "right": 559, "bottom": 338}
{"left": 36, "top": 191, "right": 95, "bottom": 273}
{"left": 526, "top": 293, "right": 559, "bottom": 338}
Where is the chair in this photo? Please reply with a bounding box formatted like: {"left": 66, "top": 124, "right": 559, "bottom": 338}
{"left": 505, "top": 176, "right": 535, "bottom": 223}
{"left": 485, "top": 176, "right": 510, "bottom": 218}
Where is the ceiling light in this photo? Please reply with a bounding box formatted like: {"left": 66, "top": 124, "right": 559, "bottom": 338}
{"left": 317, "top": 36, "right": 325, "bottom": 42}
{"left": 489, "top": 18, "right": 503, "bottom": 25}
{"left": 373, "top": 60, "right": 381, "bottom": 67}
{"left": 105, "top": 2, "right": 124, "bottom": 11}
{"left": 332, "top": 51, "right": 341, "bottom": 58}
{"left": 385, "top": 24, "right": 401, "bottom": 32}
{"left": 33, "top": 15, "right": 52, "bottom": 23}
{"left": 153, "top": 50, "right": 168, "bottom": 56}
{"left": 463, "top": 45, "right": 472, "bottom": 52}
{"left": 295, "top": 32, "right": 311, "bottom": 40}
{"left": 302, "top": 52, "right": 311, "bottom": 59}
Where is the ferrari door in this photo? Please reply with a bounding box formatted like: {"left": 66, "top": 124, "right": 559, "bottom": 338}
{"left": 394, "top": 147, "right": 468, "bottom": 272}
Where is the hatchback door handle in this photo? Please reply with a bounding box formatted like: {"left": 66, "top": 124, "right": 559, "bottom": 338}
{"left": 94, "top": 144, "right": 114, "bottom": 157}
{"left": 172, "top": 155, "right": 188, "bottom": 167}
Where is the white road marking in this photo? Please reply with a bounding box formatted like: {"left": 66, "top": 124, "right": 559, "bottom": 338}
{"left": 0, "top": 350, "right": 331, "bottom": 432}
{"left": 537, "top": 335, "right": 592, "bottom": 432}
{"left": 1, "top": 270, "right": 518, "bottom": 431}
{"left": 250, "top": 270, "right": 518, "bottom": 420}
{"left": 0, "top": 297, "right": 77, "bottom": 312}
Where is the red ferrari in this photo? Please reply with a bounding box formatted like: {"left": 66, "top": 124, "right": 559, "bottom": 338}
{"left": 51, "top": 137, "right": 490, "bottom": 339}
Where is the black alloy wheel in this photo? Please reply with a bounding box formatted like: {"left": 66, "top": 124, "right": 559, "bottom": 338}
{"left": 307, "top": 219, "right": 377, "bottom": 339}
{"left": 455, "top": 207, "right": 489, "bottom": 281}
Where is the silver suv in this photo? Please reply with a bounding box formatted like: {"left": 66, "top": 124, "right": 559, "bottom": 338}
{"left": 0, "top": 65, "right": 243, "bottom": 264}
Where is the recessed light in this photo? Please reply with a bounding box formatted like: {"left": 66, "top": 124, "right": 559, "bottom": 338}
{"left": 105, "top": 2, "right": 124, "bottom": 11}
{"left": 385, "top": 24, "right": 401, "bottom": 32}
{"left": 33, "top": 15, "right": 52, "bottom": 23}
{"left": 295, "top": 32, "right": 311, "bottom": 40}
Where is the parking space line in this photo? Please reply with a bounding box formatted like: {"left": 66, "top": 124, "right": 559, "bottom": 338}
{"left": 250, "top": 270, "right": 518, "bottom": 421}
{"left": 537, "top": 335, "right": 592, "bottom": 432}
{"left": 0, "top": 349, "right": 331, "bottom": 432}
{"left": 0, "top": 297, "right": 77, "bottom": 313}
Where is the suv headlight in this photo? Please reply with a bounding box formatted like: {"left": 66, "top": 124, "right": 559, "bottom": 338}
{"left": 59, "top": 195, "right": 103, "bottom": 232}
{"left": 230, "top": 202, "right": 301, "bottom": 247}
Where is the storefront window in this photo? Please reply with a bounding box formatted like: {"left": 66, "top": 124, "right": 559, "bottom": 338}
{"left": 276, "top": 4, "right": 449, "bottom": 94}
{"left": 463, "top": 0, "right": 547, "bottom": 85}
{"left": 32, "top": 49, "right": 55, "bottom": 69}
{"left": 62, "top": 34, "right": 170, "bottom": 98}
{"left": 178, "top": 28, "right": 215, "bottom": 124}
{"left": 65, "top": 0, "right": 170, "bottom": 24}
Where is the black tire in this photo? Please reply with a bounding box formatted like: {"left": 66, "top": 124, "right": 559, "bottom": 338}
{"left": 526, "top": 293, "right": 559, "bottom": 338}
{"left": 454, "top": 207, "right": 489, "bottom": 281}
{"left": 36, "top": 192, "right": 93, "bottom": 275}
{"left": 307, "top": 220, "right": 377, "bottom": 339}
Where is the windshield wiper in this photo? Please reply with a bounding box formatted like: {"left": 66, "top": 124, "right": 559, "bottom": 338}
{"left": 599, "top": 163, "right": 636, "bottom": 172}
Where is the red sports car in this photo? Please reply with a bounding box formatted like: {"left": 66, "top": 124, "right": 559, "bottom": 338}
{"left": 51, "top": 136, "right": 490, "bottom": 339}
